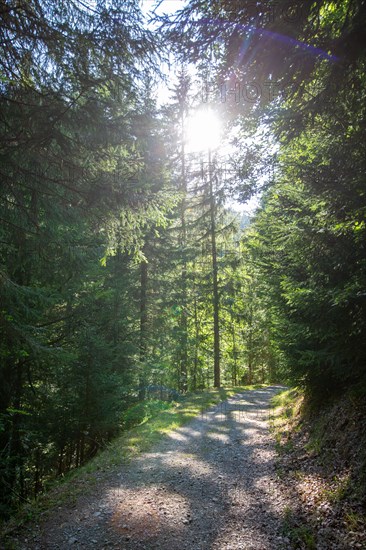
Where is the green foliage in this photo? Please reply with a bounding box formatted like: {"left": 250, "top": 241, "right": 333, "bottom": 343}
{"left": 158, "top": 0, "right": 366, "bottom": 399}
{"left": 121, "top": 400, "right": 174, "bottom": 430}
{"left": 2, "top": 0, "right": 364, "bottom": 526}
{"left": 0, "top": 0, "right": 166, "bottom": 520}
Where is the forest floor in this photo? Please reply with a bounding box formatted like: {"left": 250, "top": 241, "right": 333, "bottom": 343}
{"left": 6, "top": 385, "right": 366, "bottom": 550}
{"left": 271, "top": 388, "right": 366, "bottom": 550}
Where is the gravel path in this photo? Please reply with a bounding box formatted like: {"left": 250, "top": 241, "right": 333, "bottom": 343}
{"left": 23, "top": 386, "right": 292, "bottom": 549}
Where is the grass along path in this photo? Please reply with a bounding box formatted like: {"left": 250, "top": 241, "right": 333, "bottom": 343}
{"left": 6, "top": 385, "right": 293, "bottom": 549}
{"left": 2, "top": 385, "right": 265, "bottom": 546}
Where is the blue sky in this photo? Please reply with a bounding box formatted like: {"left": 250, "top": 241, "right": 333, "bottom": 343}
{"left": 141, "top": 0, "right": 185, "bottom": 17}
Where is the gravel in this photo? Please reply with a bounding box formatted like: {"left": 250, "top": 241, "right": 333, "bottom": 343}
{"left": 19, "top": 386, "right": 293, "bottom": 550}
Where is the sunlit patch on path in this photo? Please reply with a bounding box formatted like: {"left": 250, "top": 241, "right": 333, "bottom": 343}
{"left": 108, "top": 486, "right": 190, "bottom": 542}
{"left": 24, "top": 386, "right": 293, "bottom": 549}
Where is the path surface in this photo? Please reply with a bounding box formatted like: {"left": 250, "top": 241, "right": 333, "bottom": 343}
{"left": 24, "top": 386, "right": 292, "bottom": 549}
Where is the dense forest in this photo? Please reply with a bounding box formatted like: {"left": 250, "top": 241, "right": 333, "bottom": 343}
{"left": 1, "top": 0, "right": 365, "bottom": 519}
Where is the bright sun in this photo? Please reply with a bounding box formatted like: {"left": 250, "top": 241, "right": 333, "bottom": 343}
{"left": 184, "top": 108, "right": 222, "bottom": 153}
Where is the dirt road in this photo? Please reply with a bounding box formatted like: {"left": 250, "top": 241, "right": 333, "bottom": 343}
{"left": 22, "top": 386, "right": 292, "bottom": 549}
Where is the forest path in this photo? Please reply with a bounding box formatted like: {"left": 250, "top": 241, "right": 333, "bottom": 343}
{"left": 25, "top": 386, "right": 292, "bottom": 549}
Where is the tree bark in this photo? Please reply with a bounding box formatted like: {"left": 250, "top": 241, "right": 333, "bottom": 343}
{"left": 179, "top": 109, "right": 188, "bottom": 392}
{"left": 208, "top": 150, "right": 220, "bottom": 388}
{"left": 139, "top": 243, "right": 148, "bottom": 399}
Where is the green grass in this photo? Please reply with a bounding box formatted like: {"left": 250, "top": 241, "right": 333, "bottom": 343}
{"left": 282, "top": 506, "right": 316, "bottom": 549}
{"left": 303, "top": 411, "right": 330, "bottom": 457}
{"left": 2, "top": 385, "right": 264, "bottom": 539}
{"left": 344, "top": 510, "right": 366, "bottom": 532}
{"left": 270, "top": 387, "right": 301, "bottom": 455}
{"left": 321, "top": 475, "right": 350, "bottom": 503}
{"left": 87, "top": 385, "right": 263, "bottom": 469}
{"left": 271, "top": 387, "right": 299, "bottom": 412}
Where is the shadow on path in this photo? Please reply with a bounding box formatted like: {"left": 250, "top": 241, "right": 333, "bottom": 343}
{"left": 35, "top": 386, "right": 291, "bottom": 550}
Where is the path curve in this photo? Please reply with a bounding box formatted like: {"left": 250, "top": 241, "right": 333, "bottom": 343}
{"left": 23, "top": 386, "right": 292, "bottom": 549}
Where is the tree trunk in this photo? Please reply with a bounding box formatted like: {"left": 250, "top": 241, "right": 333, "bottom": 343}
{"left": 139, "top": 244, "right": 148, "bottom": 399}
{"left": 231, "top": 319, "right": 238, "bottom": 386}
{"left": 208, "top": 149, "right": 220, "bottom": 388}
{"left": 192, "top": 293, "right": 200, "bottom": 391}
{"left": 179, "top": 107, "right": 188, "bottom": 392}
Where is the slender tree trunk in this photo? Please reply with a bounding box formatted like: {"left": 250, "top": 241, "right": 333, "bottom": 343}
{"left": 180, "top": 114, "right": 188, "bottom": 392}
{"left": 58, "top": 446, "right": 64, "bottom": 476}
{"left": 248, "top": 301, "right": 253, "bottom": 384}
{"left": 208, "top": 150, "right": 220, "bottom": 388}
{"left": 7, "top": 216, "right": 28, "bottom": 505}
{"left": 113, "top": 247, "right": 122, "bottom": 348}
{"left": 192, "top": 294, "right": 199, "bottom": 390}
{"left": 67, "top": 444, "right": 73, "bottom": 471}
{"left": 8, "top": 359, "right": 24, "bottom": 501}
{"left": 140, "top": 258, "right": 148, "bottom": 356}
{"left": 139, "top": 243, "right": 148, "bottom": 399}
{"left": 231, "top": 318, "right": 238, "bottom": 385}
{"left": 80, "top": 431, "right": 85, "bottom": 465}
{"left": 75, "top": 437, "right": 80, "bottom": 468}
{"left": 34, "top": 447, "right": 42, "bottom": 496}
